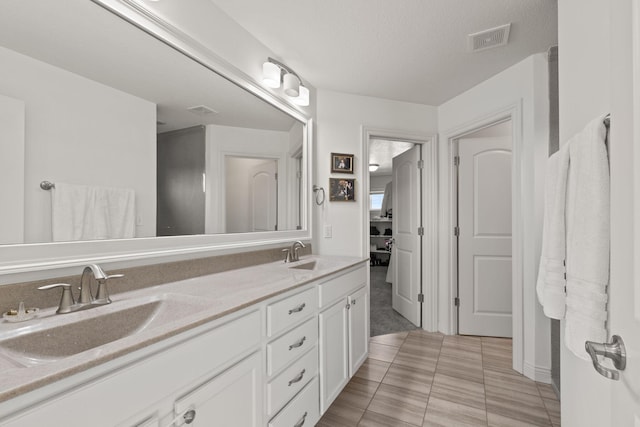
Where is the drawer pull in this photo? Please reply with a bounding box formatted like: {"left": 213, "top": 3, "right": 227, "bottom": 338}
{"left": 288, "top": 369, "right": 306, "bottom": 386}
{"left": 293, "top": 411, "right": 308, "bottom": 427}
{"left": 288, "top": 302, "right": 306, "bottom": 315}
{"left": 289, "top": 336, "right": 307, "bottom": 350}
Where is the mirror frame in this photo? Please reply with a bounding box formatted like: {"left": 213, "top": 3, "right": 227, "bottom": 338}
{"left": 0, "top": 0, "right": 313, "bottom": 282}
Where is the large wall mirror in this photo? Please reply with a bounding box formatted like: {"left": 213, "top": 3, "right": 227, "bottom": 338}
{"left": 0, "top": 0, "right": 311, "bottom": 274}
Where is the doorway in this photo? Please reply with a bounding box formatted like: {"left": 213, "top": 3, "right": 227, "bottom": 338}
{"left": 368, "top": 138, "right": 418, "bottom": 336}
{"left": 454, "top": 120, "right": 513, "bottom": 337}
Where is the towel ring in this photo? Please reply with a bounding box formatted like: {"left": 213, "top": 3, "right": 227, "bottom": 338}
{"left": 312, "top": 185, "right": 325, "bottom": 206}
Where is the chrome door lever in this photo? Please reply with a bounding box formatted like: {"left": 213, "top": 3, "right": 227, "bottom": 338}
{"left": 585, "top": 335, "right": 626, "bottom": 380}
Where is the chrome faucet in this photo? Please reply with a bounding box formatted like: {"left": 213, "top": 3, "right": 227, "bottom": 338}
{"left": 283, "top": 240, "right": 306, "bottom": 263}
{"left": 38, "top": 264, "right": 123, "bottom": 314}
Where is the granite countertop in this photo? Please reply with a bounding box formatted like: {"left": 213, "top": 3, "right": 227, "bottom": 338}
{"left": 0, "top": 255, "right": 365, "bottom": 404}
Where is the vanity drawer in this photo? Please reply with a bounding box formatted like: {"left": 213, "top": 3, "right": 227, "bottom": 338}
{"left": 318, "top": 266, "right": 366, "bottom": 308}
{"left": 267, "top": 317, "right": 318, "bottom": 376}
{"left": 268, "top": 377, "right": 319, "bottom": 427}
{"left": 267, "top": 287, "right": 317, "bottom": 338}
{"left": 266, "top": 347, "right": 318, "bottom": 417}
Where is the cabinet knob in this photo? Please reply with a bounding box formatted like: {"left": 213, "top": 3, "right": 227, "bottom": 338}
{"left": 183, "top": 409, "right": 196, "bottom": 424}
{"left": 352, "top": 298, "right": 356, "bottom": 305}
{"left": 346, "top": 303, "right": 351, "bottom": 310}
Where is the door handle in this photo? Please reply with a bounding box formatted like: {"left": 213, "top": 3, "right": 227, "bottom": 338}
{"left": 585, "top": 335, "right": 626, "bottom": 380}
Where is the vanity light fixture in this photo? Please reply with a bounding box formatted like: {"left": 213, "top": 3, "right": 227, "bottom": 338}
{"left": 262, "top": 57, "right": 309, "bottom": 106}
{"left": 369, "top": 163, "right": 380, "bottom": 172}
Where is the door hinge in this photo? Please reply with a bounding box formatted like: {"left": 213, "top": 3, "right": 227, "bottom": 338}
{"left": 454, "top": 226, "right": 459, "bottom": 236}
{"left": 418, "top": 226, "right": 424, "bottom": 236}
{"left": 418, "top": 293, "right": 424, "bottom": 303}
{"left": 275, "top": 172, "right": 278, "bottom": 180}
{"left": 454, "top": 156, "right": 460, "bottom": 166}
{"left": 274, "top": 224, "right": 278, "bottom": 231}
{"left": 417, "top": 159, "right": 424, "bottom": 169}
{"left": 454, "top": 297, "right": 460, "bottom": 307}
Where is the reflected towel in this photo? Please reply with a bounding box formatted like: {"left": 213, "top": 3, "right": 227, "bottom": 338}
{"left": 52, "top": 182, "right": 135, "bottom": 241}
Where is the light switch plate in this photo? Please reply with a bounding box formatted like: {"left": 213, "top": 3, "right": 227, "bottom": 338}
{"left": 323, "top": 224, "right": 332, "bottom": 238}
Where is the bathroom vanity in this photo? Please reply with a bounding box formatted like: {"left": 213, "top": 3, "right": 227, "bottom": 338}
{"left": 0, "top": 256, "right": 368, "bottom": 426}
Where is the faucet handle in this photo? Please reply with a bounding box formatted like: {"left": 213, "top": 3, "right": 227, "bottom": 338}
{"left": 95, "top": 273, "right": 124, "bottom": 304}
{"left": 38, "top": 283, "right": 75, "bottom": 314}
{"left": 282, "top": 248, "right": 292, "bottom": 263}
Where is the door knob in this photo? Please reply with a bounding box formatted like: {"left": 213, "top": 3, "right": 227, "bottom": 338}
{"left": 585, "top": 335, "right": 626, "bottom": 380}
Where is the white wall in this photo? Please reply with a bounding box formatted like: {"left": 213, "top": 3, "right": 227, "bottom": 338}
{"left": 438, "top": 53, "right": 551, "bottom": 381}
{"left": 314, "top": 90, "right": 438, "bottom": 256}
{"left": 205, "top": 124, "right": 290, "bottom": 234}
{"left": 558, "top": 0, "right": 612, "bottom": 425}
{"left": 0, "top": 46, "right": 157, "bottom": 243}
{"left": 370, "top": 175, "right": 392, "bottom": 193}
{"left": 0, "top": 94, "right": 25, "bottom": 244}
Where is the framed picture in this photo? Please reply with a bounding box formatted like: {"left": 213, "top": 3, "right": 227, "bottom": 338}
{"left": 329, "top": 178, "right": 356, "bottom": 202}
{"left": 331, "top": 152, "right": 354, "bottom": 174}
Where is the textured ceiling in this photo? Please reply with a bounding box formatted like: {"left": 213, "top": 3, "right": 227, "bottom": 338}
{"left": 210, "top": 0, "right": 558, "bottom": 105}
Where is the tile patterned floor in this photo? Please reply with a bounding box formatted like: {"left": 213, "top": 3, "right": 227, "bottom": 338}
{"left": 318, "top": 331, "right": 561, "bottom": 427}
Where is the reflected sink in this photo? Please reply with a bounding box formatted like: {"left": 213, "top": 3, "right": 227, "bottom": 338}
{"left": 0, "top": 293, "right": 210, "bottom": 367}
{"left": 289, "top": 260, "right": 319, "bottom": 271}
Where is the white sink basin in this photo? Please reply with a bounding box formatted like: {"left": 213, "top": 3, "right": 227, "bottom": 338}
{"left": 289, "top": 260, "right": 319, "bottom": 271}
{"left": 0, "top": 293, "right": 210, "bottom": 367}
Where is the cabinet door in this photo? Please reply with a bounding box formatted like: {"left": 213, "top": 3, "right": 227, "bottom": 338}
{"left": 348, "top": 286, "right": 369, "bottom": 376}
{"left": 319, "top": 299, "right": 349, "bottom": 413}
{"left": 173, "top": 352, "right": 262, "bottom": 427}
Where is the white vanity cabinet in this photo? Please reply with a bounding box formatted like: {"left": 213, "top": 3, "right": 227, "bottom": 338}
{"left": 0, "top": 259, "right": 369, "bottom": 427}
{"left": 318, "top": 266, "right": 369, "bottom": 413}
{"left": 1, "top": 310, "right": 263, "bottom": 427}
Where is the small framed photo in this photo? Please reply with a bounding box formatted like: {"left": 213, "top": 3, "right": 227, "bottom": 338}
{"left": 331, "top": 152, "right": 354, "bottom": 174}
{"left": 329, "top": 178, "right": 356, "bottom": 202}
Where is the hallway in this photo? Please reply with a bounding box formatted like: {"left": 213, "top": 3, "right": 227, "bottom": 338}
{"left": 318, "top": 331, "right": 560, "bottom": 426}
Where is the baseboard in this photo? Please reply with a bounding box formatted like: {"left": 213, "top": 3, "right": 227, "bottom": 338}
{"left": 523, "top": 361, "right": 552, "bottom": 384}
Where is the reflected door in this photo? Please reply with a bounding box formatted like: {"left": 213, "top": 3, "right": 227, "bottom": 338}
{"left": 250, "top": 160, "right": 277, "bottom": 232}
{"left": 156, "top": 126, "right": 205, "bottom": 236}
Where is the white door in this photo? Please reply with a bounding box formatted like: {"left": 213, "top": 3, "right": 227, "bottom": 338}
{"left": 250, "top": 160, "right": 277, "bottom": 232}
{"left": 392, "top": 145, "right": 421, "bottom": 326}
{"left": 457, "top": 137, "right": 512, "bottom": 337}
{"left": 609, "top": 1, "right": 640, "bottom": 421}
{"left": 319, "top": 299, "right": 349, "bottom": 413}
{"left": 348, "top": 286, "right": 368, "bottom": 376}
{"left": 173, "top": 352, "right": 262, "bottom": 427}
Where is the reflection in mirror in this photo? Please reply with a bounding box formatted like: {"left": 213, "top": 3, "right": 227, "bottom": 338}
{"left": 0, "top": 0, "right": 305, "bottom": 245}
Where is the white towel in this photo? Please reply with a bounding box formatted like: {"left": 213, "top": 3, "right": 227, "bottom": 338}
{"left": 52, "top": 182, "right": 136, "bottom": 242}
{"left": 564, "top": 116, "right": 610, "bottom": 360}
{"left": 536, "top": 144, "right": 570, "bottom": 319}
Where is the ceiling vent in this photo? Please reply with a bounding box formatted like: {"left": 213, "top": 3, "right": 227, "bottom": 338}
{"left": 468, "top": 23, "right": 511, "bottom": 52}
{"left": 187, "top": 105, "right": 218, "bottom": 116}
